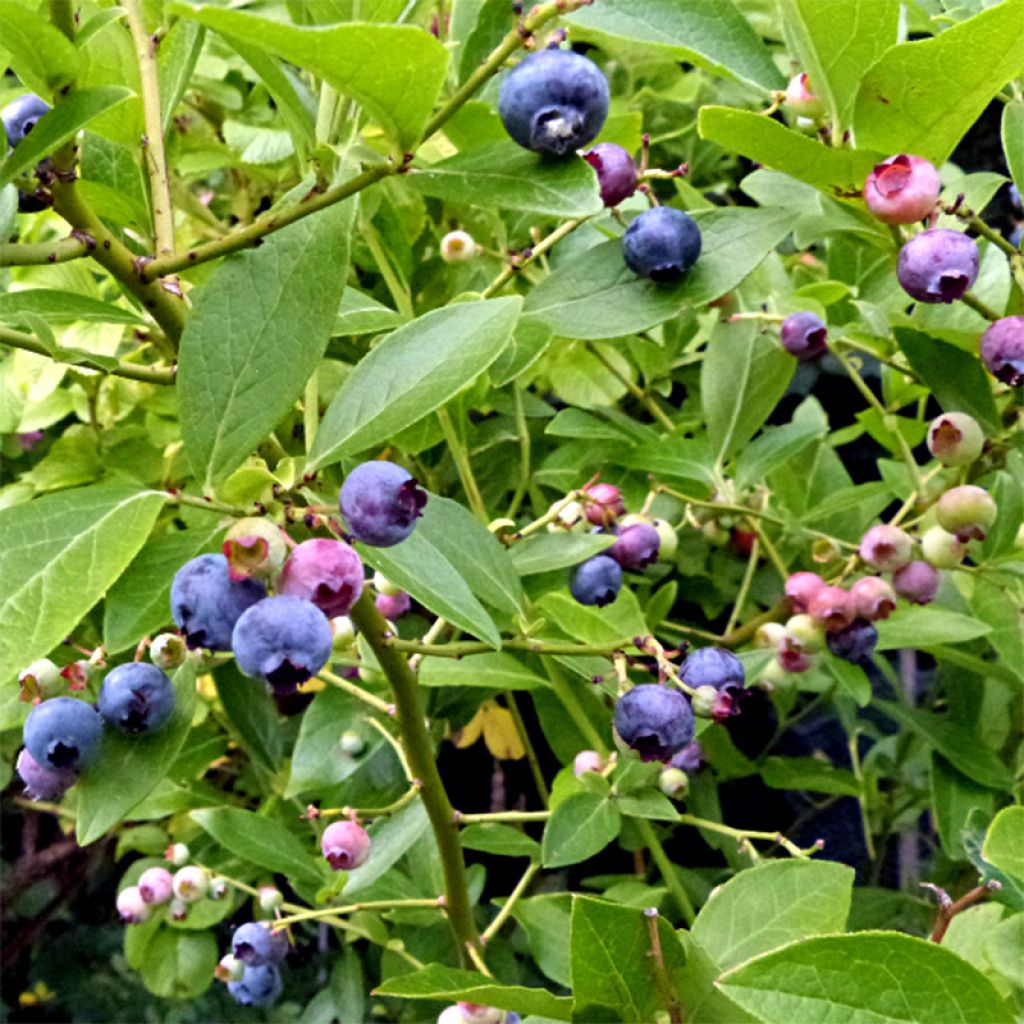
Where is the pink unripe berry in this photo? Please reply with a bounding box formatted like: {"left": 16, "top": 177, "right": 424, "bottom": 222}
{"left": 784, "top": 73, "right": 824, "bottom": 118}
{"left": 583, "top": 142, "right": 638, "bottom": 207}
{"left": 785, "top": 571, "right": 826, "bottom": 613}
{"left": 979, "top": 316, "right": 1024, "bottom": 387}
{"left": 279, "top": 538, "right": 365, "bottom": 618}
{"left": 921, "top": 525, "right": 968, "bottom": 569}
{"left": 165, "top": 841, "right": 189, "bottom": 866}
{"left": 935, "top": 485, "right": 998, "bottom": 542}
{"left": 849, "top": 576, "right": 897, "bottom": 621}
{"left": 780, "top": 312, "right": 828, "bottom": 360}
{"left": 321, "top": 820, "right": 371, "bottom": 871}
{"left": 117, "top": 886, "right": 151, "bottom": 924}
{"left": 458, "top": 1004, "right": 506, "bottom": 1023}
{"left": 859, "top": 524, "right": 914, "bottom": 572}
{"left": 863, "top": 154, "right": 940, "bottom": 224}
{"left": 807, "top": 585, "right": 855, "bottom": 632}
{"left": 138, "top": 866, "right": 174, "bottom": 905}
{"left": 927, "top": 413, "right": 984, "bottom": 466}
{"left": 893, "top": 561, "right": 941, "bottom": 605}
{"left": 573, "top": 750, "right": 604, "bottom": 777}
{"left": 375, "top": 591, "right": 411, "bottom": 620}
{"left": 778, "top": 641, "right": 814, "bottom": 674}
{"left": 583, "top": 483, "right": 625, "bottom": 525}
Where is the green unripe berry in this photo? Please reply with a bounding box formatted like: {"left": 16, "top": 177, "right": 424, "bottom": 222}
{"left": 151, "top": 633, "right": 188, "bottom": 670}
{"left": 340, "top": 730, "right": 365, "bottom": 756}
{"left": 927, "top": 413, "right": 984, "bottom": 466}
{"left": 920, "top": 526, "right": 968, "bottom": 569}
{"left": 784, "top": 613, "right": 826, "bottom": 653}
{"left": 754, "top": 622, "right": 786, "bottom": 649}
{"left": 935, "top": 485, "right": 997, "bottom": 542}
{"left": 691, "top": 685, "right": 719, "bottom": 718}
{"left": 659, "top": 767, "right": 689, "bottom": 798}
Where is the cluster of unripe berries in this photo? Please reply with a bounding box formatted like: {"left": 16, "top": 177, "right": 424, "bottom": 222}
{"left": 116, "top": 844, "right": 228, "bottom": 928}
{"left": 551, "top": 482, "right": 676, "bottom": 607}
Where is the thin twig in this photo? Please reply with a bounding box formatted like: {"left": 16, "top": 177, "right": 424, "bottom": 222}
{"left": 0, "top": 237, "right": 89, "bottom": 267}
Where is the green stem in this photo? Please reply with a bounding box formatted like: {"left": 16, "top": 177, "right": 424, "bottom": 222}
{"left": 505, "top": 691, "right": 549, "bottom": 807}
{"left": 457, "top": 810, "right": 551, "bottom": 824}
{"left": 363, "top": 219, "right": 414, "bottom": 319}
{"left": 348, "top": 589, "right": 480, "bottom": 964}
{"left": 724, "top": 536, "right": 759, "bottom": 636}
{"left": 390, "top": 636, "right": 635, "bottom": 658}
{"left": 274, "top": 897, "right": 443, "bottom": 930}
{"left": 481, "top": 861, "right": 540, "bottom": 943}
{"left": 960, "top": 291, "right": 1001, "bottom": 322}
{"left": 317, "top": 669, "right": 394, "bottom": 716}
{"left": 677, "top": 813, "right": 813, "bottom": 859}
{"left": 165, "top": 491, "right": 253, "bottom": 516}
{"left": 0, "top": 325, "right": 176, "bottom": 385}
{"left": 0, "top": 237, "right": 89, "bottom": 267}
{"left": 482, "top": 216, "right": 589, "bottom": 299}
{"left": 636, "top": 820, "right": 695, "bottom": 925}
{"left": 437, "top": 406, "right": 488, "bottom": 522}
{"left": 125, "top": 0, "right": 175, "bottom": 256}
{"left": 541, "top": 655, "right": 607, "bottom": 752}
{"left": 506, "top": 384, "right": 531, "bottom": 520}
{"left": 319, "top": 783, "right": 421, "bottom": 820}
{"left": 303, "top": 372, "right": 319, "bottom": 455}
{"left": 588, "top": 342, "right": 676, "bottom": 433}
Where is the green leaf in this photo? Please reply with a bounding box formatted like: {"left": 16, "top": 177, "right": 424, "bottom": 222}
{"left": 569, "top": 896, "right": 687, "bottom": 1023}
{"left": 735, "top": 417, "right": 826, "bottom": 491}
{"left": 567, "top": 0, "right": 783, "bottom": 92}
{"left": 985, "top": 914, "right": 1024, "bottom": 988}
{"left": 875, "top": 606, "right": 992, "bottom": 650}
{"left": 103, "top": 522, "right": 222, "bottom": 654}
{"left": 542, "top": 792, "right": 620, "bottom": 868}
{"left": 536, "top": 588, "right": 647, "bottom": 647}
{"left": 826, "top": 655, "right": 872, "bottom": 707}
{"left": 138, "top": 928, "right": 217, "bottom": 1000}
{"left": 508, "top": 532, "right": 616, "bottom": 576}
{"left": 718, "top": 931, "right": 1014, "bottom": 1024}
{"left": 375, "top": 964, "right": 572, "bottom": 1021}
{"left": 703, "top": 321, "right": 794, "bottom": 464}
{"left": 0, "top": 1, "right": 79, "bottom": 97}
{"left": 334, "top": 286, "right": 404, "bottom": 336}
{"left": 311, "top": 297, "right": 520, "bottom": 468}
{"left": 673, "top": 931, "right": 758, "bottom": 1024}
{"left": 614, "top": 788, "right": 678, "bottom": 821}
{"left": 171, "top": 4, "right": 447, "bottom": 148}
{"left": 358, "top": 531, "right": 501, "bottom": 648}
{"left": 179, "top": 197, "right": 354, "bottom": 490}
{"left": 760, "top": 756, "right": 861, "bottom": 797}
{"left": 343, "top": 800, "right": 430, "bottom": 895}
{"left": 420, "top": 652, "right": 548, "bottom": 690}
{"left": 461, "top": 822, "right": 541, "bottom": 859}
{"left": 983, "top": 806, "right": 1024, "bottom": 884}
{"left": 0, "top": 289, "right": 144, "bottom": 325}
{"left": 698, "top": 107, "right": 881, "bottom": 192}
{"left": 215, "top": 663, "right": 283, "bottom": 774}
{"left": 931, "top": 754, "right": 995, "bottom": 861}
{"left": 875, "top": 701, "right": 1012, "bottom": 790}
{"left": 894, "top": 329, "right": 1000, "bottom": 433}
{"left": 0, "top": 87, "right": 134, "bottom": 188}
{"left": 979, "top": 471, "right": 1024, "bottom": 564}
{"left": 157, "top": 21, "right": 205, "bottom": 134}
{"left": 76, "top": 661, "right": 198, "bottom": 845}
{"left": 415, "top": 495, "right": 524, "bottom": 615}
{"left": 0, "top": 486, "right": 165, "bottom": 706}
{"left": 853, "top": 0, "right": 1024, "bottom": 165}
{"left": 512, "top": 893, "right": 573, "bottom": 986}
{"left": 286, "top": 686, "right": 389, "bottom": 797}
{"left": 777, "top": 0, "right": 899, "bottom": 134}
{"left": 408, "top": 142, "right": 602, "bottom": 217}
{"left": 1003, "top": 103, "right": 1024, "bottom": 191}
{"left": 523, "top": 208, "right": 793, "bottom": 340}
{"left": 191, "top": 807, "right": 327, "bottom": 888}
{"left": 692, "top": 860, "right": 854, "bottom": 970}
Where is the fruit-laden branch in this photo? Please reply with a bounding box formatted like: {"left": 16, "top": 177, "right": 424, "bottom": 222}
{"left": 347, "top": 589, "right": 481, "bottom": 964}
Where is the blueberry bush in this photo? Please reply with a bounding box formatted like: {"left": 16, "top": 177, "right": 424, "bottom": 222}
{"left": 1, "top": 1, "right": 1023, "bottom": 1021}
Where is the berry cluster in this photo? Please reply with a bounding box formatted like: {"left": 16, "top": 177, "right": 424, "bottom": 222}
{"left": 117, "top": 845, "right": 228, "bottom": 928}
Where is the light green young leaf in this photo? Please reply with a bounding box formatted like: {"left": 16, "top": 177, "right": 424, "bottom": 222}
{"left": 875, "top": 606, "right": 992, "bottom": 650}
{"left": 1004, "top": 102, "right": 1024, "bottom": 191}
{"left": 931, "top": 754, "right": 995, "bottom": 861}
{"left": 334, "top": 287, "right": 404, "bottom": 336}
{"left": 542, "top": 791, "right": 620, "bottom": 867}
{"left": 0, "top": 87, "right": 133, "bottom": 188}
{"left": 309, "top": 297, "right": 521, "bottom": 468}
{"left": 138, "top": 928, "right": 217, "bottom": 1000}
{"left": 985, "top": 914, "right": 1024, "bottom": 988}
{"left": 179, "top": 198, "right": 354, "bottom": 490}
{"left": 0, "top": 289, "right": 144, "bottom": 325}
{"left": 76, "top": 661, "right": 198, "bottom": 845}
{"left": 170, "top": 4, "right": 448, "bottom": 148}
{"left": 983, "top": 806, "right": 1024, "bottom": 884}
{"left": 853, "top": 0, "right": 1024, "bottom": 165}
{"left": 157, "top": 21, "right": 205, "bottom": 134}
{"left": 508, "top": 532, "right": 616, "bottom": 576}
{"left": 461, "top": 822, "right": 541, "bottom": 860}
{"left": 0, "top": 1, "right": 79, "bottom": 97}
{"left": 420, "top": 652, "right": 548, "bottom": 690}
{"left": 567, "top": 0, "right": 783, "bottom": 91}
{"left": 719, "top": 931, "right": 1014, "bottom": 1024}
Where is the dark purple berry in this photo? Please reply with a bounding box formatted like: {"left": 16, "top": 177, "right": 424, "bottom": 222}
{"left": 613, "top": 684, "right": 694, "bottom": 763}
{"left": 623, "top": 207, "right": 702, "bottom": 282}
{"left": 278, "top": 539, "right": 364, "bottom": 618}
{"left": 892, "top": 560, "right": 940, "bottom": 605}
{"left": 897, "top": 228, "right": 978, "bottom": 303}
{"left": 339, "top": 461, "right": 427, "bottom": 547}
{"left": 232, "top": 596, "right": 334, "bottom": 691}
{"left": 668, "top": 740, "right": 703, "bottom": 774}
{"left": 170, "top": 553, "right": 266, "bottom": 652}
{"left": 23, "top": 697, "right": 102, "bottom": 772}
{"left": 607, "top": 522, "right": 660, "bottom": 571}
{"left": 16, "top": 748, "right": 77, "bottom": 801}
{"left": 570, "top": 555, "right": 622, "bottom": 607}
{"left": 980, "top": 316, "right": 1024, "bottom": 387}
{"left": 98, "top": 662, "right": 176, "bottom": 735}
{"left": 826, "top": 619, "right": 878, "bottom": 663}
{"left": 498, "top": 48, "right": 609, "bottom": 157}
{"left": 583, "top": 143, "right": 638, "bottom": 206}
{"left": 231, "top": 922, "right": 289, "bottom": 967}
{"left": 780, "top": 312, "right": 828, "bottom": 360}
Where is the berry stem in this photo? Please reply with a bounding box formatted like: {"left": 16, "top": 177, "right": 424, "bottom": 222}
{"left": 348, "top": 588, "right": 481, "bottom": 964}
{"left": 0, "top": 237, "right": 89, "bottom": 267}
{"left": 457, "top": 810, "right": 551, "bottom": 824}
{"left": 926, "top": 880, "right": 1001, "bottom": 944}
{"left": 482, "top": 216, "right": 589, "bottom": 299}
{"left": 959, "top": 291, "right": 1001, "bottom": 322}
{"left": 480, "top": 861, "right": 540, "bottom": 943}
{"left": 723, "top": 535, "right": 760, "bottom": 636}
{"left": 586, "top": 342, "right": 676, "bottom": 432}
{"left": 271, "top": 897, "right": 444, "bottom": 930}
{"left": 317, "top": 670, "right": 394, "bottom": 715}
{"left": 636, "top": 820, "right": 696, "bottom": 925}
{"left": 385, "top": 636, "right": 639, "bottom": 658}
{"left": 436, "top": 406, "right": 489, "bottom": 522}
{"left": 676, "top": 813, "right": 815, "bottom": 859}
{"left": 318, "top": 783, "right": 421, "bottom": 820}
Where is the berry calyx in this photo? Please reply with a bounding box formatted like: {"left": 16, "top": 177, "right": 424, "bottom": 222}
{"left": 222, "top": 517, "right": 288, "bottom": 581}
{"left": 440, "top": 230, "right": 478, "bottom": 263}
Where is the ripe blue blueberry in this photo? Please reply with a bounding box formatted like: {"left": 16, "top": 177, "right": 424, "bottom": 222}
{"left": 607, "top": 522, "right": 660, "bottom": 571}
{"left": 98, "top": 662, "right": 176, "bottom": 735}
{"left": 2, "top": 94, "right": 50, "bottom": 148}
{"left": 23, "top": 696, "right": 102, "bottom": 772}
{"left": 170, "top": 553, "right": 266, "bottom": 652}
{"left": 339, "top": 460, "right": 427, "bottom": 547}
{"left": 583, "top": 143, "right": 638, "bottom": 207}
{"left": 278, "top": 538, "right": 365, "bottom": 618}
{"left": 231, "top": 922, "right": 289, "bottom": 967}
{"left": 780, "top": 312, "right": 828, "bottom": 360}
{"left": 623, "top": 207, "right": 702, "bottom": 282}
{"left": 613, "top": 684, "right": 694, "bottom": 763}
{"left": 232, "top": 595, "right": 334, "bottom": 691}
{"left": 897, "top": 228, "right": 978, "bottom": 303}
{"left": 228, "top": 963, "right": 283, "bottom": 1008}
{"left": 570, "top": 554, "right": 622, "bottom": 607}
{"left": 498, "top": 47, "right": 609, "bottom": 157}
{"left": 679, "top": 647, "right": 745, "bottom": 692}
{"left": 826, "top": 618, "right": 878, "bottom": 663}
{"left": 16, "top": 748, "right": 77, "bottom": 801}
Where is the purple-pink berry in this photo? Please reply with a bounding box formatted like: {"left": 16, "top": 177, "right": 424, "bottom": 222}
{"left": 808, "top": 585, "right": 855, "bottom": 633}
{"left": 897, "top": 228, "right": 978, "bottom": 304}
{"left": 785, "top": 571, "right": 825, "bottom": 614}
{"left": 849, "top": 576, "right": 896, "bottom": 621}
{"left": 860, "top": 524, "right": 913, "bottom": 572}
{"left": 607, "top": 522, "right": 660, "bottom": 571}
{"left": 138, "top": 866, "right": 174, "bottom": 905}
{"left": 980, "top": 316, "right": 1024, "bottom": 387}
{"left": 583, "top": 143, "right": 638, "bottom": 207}
{"left": 583, "top": 482, "right": 625, "bottom": 525}
{"left": 863, "top": 155, "right": 940, "bottom": 224}
{"left": 780, "top": 312, "right": 828, "bottom": 360}
{"left": 278, "top": 539, "right": 365, "bottom": 618}
{"left": 893, "top": 560, "right": 940, "bottom": 605}
{"left": 117, "top": 886, "right": 151, "bottom": 924}
{"left": 16, "top": 748, "right": 77, "bottom": 801}
{"left": 321, "top": 820, "right": 371, "bottom": 871}
{"left": 375, "top": 590, "right": 411, "bottom": 620}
